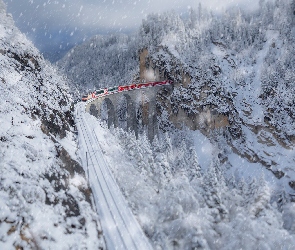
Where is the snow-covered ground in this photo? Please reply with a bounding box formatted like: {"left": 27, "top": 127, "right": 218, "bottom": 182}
{"left": 75, "top": 103, "right": 153, "bottom": 250}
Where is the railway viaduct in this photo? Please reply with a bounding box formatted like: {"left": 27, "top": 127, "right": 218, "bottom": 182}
{"left": 85, "top": 47, "right": 229, "bottom": 140}
{"left": 85, "top": 85, "right": 172, "bottom": 140}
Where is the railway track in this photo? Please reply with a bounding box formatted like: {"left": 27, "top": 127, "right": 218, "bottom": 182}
{"left": 75, "top": 103, "right": 153, "bottom": 250}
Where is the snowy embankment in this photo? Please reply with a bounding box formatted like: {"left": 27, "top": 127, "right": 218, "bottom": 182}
{"left": 0, "top": 99, "right": 102, "bottom": 249}
{"left": 75, "top": 103, "right": 153, "bottom": 250}
{"left": 0, "top": 2, "right": 104, "bottom": 248}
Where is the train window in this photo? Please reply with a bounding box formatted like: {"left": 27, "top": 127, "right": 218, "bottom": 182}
{"left": 109, "top": 87, "right": 117, "bottom": 92}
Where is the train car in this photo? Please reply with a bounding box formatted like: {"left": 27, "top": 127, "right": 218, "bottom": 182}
{"left": 108, "top": 86, "right": 118, "bottom": 94}
{"left": 152, "top": 80, "right": 172, "bottom": 86}
{"left": 81, "top": 95, "right": 89, "bottom": 102}
{"left": 84, "top": 80, "right": 173, "bottom": 101}
{"left": 94, "top": 86, "right": 118, "bottom": 97}
{"left": 95, "top": 89, "right": 105, "bottom": 97}
{"left": 118, "top": 85, "right": 130, "bottom": 92}
{"left": 81, "top": 93, "right": 92, "bottom": 102}
{"left": 136, "top": 82, "right": 153, "bottom": 89}
{"left": 129, "top": 84, "right": 136, "bottom": 90}
{"left": 151, "top": 81, "right": 161, "bottom": 86}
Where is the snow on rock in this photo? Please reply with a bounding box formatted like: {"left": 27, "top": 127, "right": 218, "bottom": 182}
{"left": 135, "top": 0, "right": 295, "bottom": 195}
{"left": 0, "top": 2, "right": 104, "bottom": 249}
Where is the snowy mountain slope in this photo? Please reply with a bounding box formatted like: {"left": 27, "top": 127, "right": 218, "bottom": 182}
{"left": 57, "top": 34, "right": 139, "bottom": 94}
{"left": 210, "top": 31, "right": 295, "bottom": 194}
{"left": 0, "top": 2, "right": 104, "bottom": 249}
{"left": 135, "top": 1, "right": 295, "bottom": 193}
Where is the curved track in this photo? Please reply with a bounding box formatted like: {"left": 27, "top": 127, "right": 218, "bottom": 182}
{"left": 75, "top": 103, "right": 153, "bottom": 250}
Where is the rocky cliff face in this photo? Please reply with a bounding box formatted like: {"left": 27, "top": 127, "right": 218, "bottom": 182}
{"left": 139, "top": 48, "right": 230, "bottom": 132}
{"left": 136, "top": 4, "right": 295, "bottom": 194}
{"left": 0, "top": 2, "right": 104, "bottom": 249}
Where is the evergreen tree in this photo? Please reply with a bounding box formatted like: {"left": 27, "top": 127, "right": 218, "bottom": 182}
{"left": 172, "top": 139, "right": 187, "bottom": 176}
{"left": 202, "top": 160, "right": 228, "bottom": 223}
{"left": 187, "top": 147, "right": 201, "bottom": 180}
{"left": 248, "top": 175, "right": 271, "bottom": 217}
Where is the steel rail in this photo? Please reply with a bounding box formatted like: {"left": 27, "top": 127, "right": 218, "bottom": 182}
{"left": 76, "top": 105, "right": 152, "bottom": 250}
{"left": 76, "top": 108, "right": 129, "bottom": 249}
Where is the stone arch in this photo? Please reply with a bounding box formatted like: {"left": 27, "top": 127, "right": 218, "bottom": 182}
{"left": 122, "top": 93, "right": 137, "bottom": 137}
{"left": 136, "top": 97, "right": 158, "bottom": 141}
{"left": 136, "top": 103, "right": 144, "bottom": 135}
{"left": 85, "top": 85, "right": 173, "bottom": 140}
{"left": 141, "top": 101, "right": 150, "bottom": 127}
{"left": 101, "top": 98, "right": 117, "bottom": 128}
{"left": 116, "top": 96, "right": 128, "bottom": 130}
{"left": 147, "top": 101, "right": 157, "bottom": 141}
{"left": 89, "top": 103, "right": 99, "bottom": 118}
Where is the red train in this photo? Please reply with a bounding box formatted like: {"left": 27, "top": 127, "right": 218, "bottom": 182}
{"left": 82, "top": 80, "right": 172, "bottom": 101}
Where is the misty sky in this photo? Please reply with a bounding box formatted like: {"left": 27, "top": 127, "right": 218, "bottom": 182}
{"left": 3, "top": 0, "right": 262, "bottom": 62}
